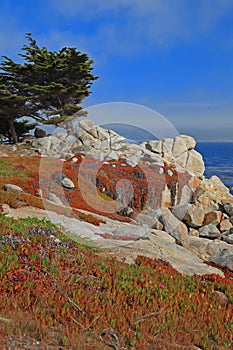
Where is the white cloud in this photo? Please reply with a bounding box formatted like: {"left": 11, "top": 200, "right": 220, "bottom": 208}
{"left": 50, "top": 0, "right": 233, "bottom": 54}
{"left": 2, "top": 0, "right": 233, "bottom": 60}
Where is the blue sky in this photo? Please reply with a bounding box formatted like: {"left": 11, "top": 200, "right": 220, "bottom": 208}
{"left": 1, "top": 0, "right": 233, "bottom": 141}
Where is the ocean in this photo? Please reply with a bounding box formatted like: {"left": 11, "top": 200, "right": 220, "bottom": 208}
{"left": 196, "top": 142, "right": 233, "bottom": 194}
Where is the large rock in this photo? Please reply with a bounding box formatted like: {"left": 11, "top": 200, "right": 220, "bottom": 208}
{"left": 189, "top": 236, "right": 230, "bottom": 260}
{"left": 0, "top": 152, "right": 8, "bottom": 157}
{"left": 175, "top": 151, "right": 189, "bottom": 168}
{"left": 150, "top": 229, "right": 175, "bottom": 243}
{"left": 209, "top": 249, "right": 233, "bottom": 271}
{"left": 4, "top": 184, "right": 24, "bottom": 193}
{"left": 34, "top": 127, "right": 46, "bottom": 138}
{"left": 32, "top": 135, "right": 63, "bottom": 154}
{"left": 222, "top": 202, "right": 233, "bottom": 217}
{"left": 177, "top": 184, "right": 194, "bottom": 206}
{"left": 148, "top": 233, "right": 223, "bottom": 276}
{"left": 78, "top": 119, "right": 94, "bottom": 132}
{"left": 221, "top": 228, "right": 233, "bottom": 244}
{"left": 171, "top": 204, "right": 205, "bottom": 228}
{"left": 140, "top": 149, "right": 163, "bottom": 164}
{"left": 162, "top": 138, "right": 174, "bottom": 160}
{"left": 178, "top": 135, "right": 196, "bottom": 150}
{"left": 112, "top": 224, "right": 150, "bottom": 240}
{"left": 203, "top": 210, "right": 222, "bottom": 226}
{"left": 192, "top": 176, "right": 233, "bottom": 211}
{"left": 146, "top": 140, "right": 162, "bottom": 154}
{"left": 55, "top": 132, "right": 67, "bottom": 140}
{"left": 65, "top": 134, "right": 78, "bottom": 147}
{"left": 222, "top": 233, "right": 233, "bottom": 244}
{"left": 79, "top": 131, "right": 97, "bottom": 146}
{"left": 220, "top": 219, "right": 232, "bottom": 232}
{"left": 61, "top": 177, "right": 75, "bottom": 189}
{"left": 172, "top": 135, "right": 187, "bottom": 158}
{"left": 136, "top": 213, "right": 163, "bottom": 229}
{"left": 158, "top": 207, "right": 190, "bottom": 248}
{"left": 105, "top": 151, "right": 118, "bottom": 161}
{"left": 198, "top": 224, "right": 221, "bottom": 239}
{"left": 76, "top": 120, "right": 125, "bottom": 153}
{"left": 48, "top": 192, "right": 63, "bottom": 206}
{"left": 186, "top": 150, "right": 205, "bottom": 176}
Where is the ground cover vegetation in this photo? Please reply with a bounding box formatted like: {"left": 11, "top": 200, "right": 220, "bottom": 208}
{"left": 0, "top": 213, "right": 232, "bottom": 349}
{"left": 0, "top": 154, "right": 232, "bottom": 348}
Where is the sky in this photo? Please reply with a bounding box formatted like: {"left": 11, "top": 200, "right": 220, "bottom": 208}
{"left": 1, "top": 0, "right": 233, "bottom": 141}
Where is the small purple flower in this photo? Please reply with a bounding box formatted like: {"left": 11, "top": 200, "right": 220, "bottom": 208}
{"left": 160, "top": 284, "right": 165, "bottom": 289}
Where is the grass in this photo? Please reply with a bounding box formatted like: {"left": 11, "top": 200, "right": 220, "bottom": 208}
{"left": 0, "top": 159, "right": 28, "bottom": 178}
{"left": 0, "top": 213, "right": 232, "bottom": 349}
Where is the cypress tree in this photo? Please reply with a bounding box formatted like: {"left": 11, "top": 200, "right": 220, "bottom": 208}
{"left": 0, "top": 33, "right": 98, "bottom": 142}
{"left": 19, "top": 33, "right": 98, "bottom": 125}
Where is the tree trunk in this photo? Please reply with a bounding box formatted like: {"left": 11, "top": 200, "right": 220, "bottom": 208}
{"left": 8, "top": 119, "right": 18, "bottom": 143}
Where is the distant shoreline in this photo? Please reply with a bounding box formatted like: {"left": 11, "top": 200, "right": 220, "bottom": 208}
{"left": 197, "top": 140, "right": 233, "bottom": 143}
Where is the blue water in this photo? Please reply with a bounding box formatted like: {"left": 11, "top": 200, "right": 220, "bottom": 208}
{"left": 196, "top": 142, "right": 233, "bottom": 193}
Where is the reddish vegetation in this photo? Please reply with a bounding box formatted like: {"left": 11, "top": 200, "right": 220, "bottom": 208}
{"left": 60, "top": 155, "right": 192, "bottom": 217}
{"left": 0, "top": 216, "right": 232, "bottom": 349}
{"left": 0, "top": 154, "right": 195, "bottom": 223}
{"left": 0, "top": 155, "right": 232, "bottom": 349}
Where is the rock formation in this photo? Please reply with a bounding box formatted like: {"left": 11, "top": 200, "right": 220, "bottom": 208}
{"left": 12, "top": 119, "right": 233, "bottom": 273}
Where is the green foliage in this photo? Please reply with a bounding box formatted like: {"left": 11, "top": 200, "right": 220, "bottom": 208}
{"left": 0, "top": 119, "right": 36, "bottom": 143}
{"left": 14, "top": 119, "right": 37, "bottom": 140}
{"left": 0, "top": 33, "right": 98, "bottom": 142}
{"left": 17, "top": 33, "right": 98, "bottom": 125}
